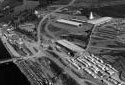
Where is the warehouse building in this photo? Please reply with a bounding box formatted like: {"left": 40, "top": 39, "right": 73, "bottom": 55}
{"left": 56, "top": 40, "right": 85, "bottom": 52}
{"left": 56, "top": 19, "right": 83, "bottom": 28}
{"left": 87, "top": 17, "right": 112, "bottom": 25}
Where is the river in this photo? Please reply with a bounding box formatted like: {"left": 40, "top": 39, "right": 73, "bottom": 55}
{"left": 0, "top": 62, "right": 31, "bottom": 85}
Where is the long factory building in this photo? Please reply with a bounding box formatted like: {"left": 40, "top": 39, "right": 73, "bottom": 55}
{"left": 56, "top": 17, "right": 113, "bottom": 27}
{"left": 56, "top": 19, "right": 83, "bottom": 28}
{"left": 56, "top": 39, "right": 85, "bottom": 52}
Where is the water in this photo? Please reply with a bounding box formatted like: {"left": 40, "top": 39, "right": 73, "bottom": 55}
{"left": 0, "top": 35, "right": 30, "bottom": 85}
{"left": 0, "top": 39, "right": 11, "bottom": 60}
{"left": 0, "top": 62, "right": 31, "bottom": 85}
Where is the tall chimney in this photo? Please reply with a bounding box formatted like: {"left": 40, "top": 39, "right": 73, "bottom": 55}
{"left": 89, "top": 11, "right": 94, "bottom": 20}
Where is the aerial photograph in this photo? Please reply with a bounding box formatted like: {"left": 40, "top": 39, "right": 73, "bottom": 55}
{"left": 0, "top": 0, "right": 125, "bottom": 85}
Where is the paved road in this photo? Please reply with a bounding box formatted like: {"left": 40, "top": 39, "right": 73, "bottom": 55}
{"left": 12, "top": 0, "right": 77, "bottom": 59}
{"left": 37, "top": 0, "right": 76, "bottom": 46}
{"left": 31, "top": 0, "right": 76, "bottom": 59}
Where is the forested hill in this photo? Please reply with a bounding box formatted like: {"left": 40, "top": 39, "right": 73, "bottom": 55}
{"left": 72, "top": 0, "right": 125, "bottom": 8}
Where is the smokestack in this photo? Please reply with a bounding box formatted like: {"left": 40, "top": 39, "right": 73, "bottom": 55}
{"left": 89, "top": 11, "right": 94, "bottom": 20}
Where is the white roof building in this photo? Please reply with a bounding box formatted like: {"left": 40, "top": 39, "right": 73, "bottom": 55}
{"left": 56, "top": 40, "right": 85, "bottom": 52}
{"left": 71, "top": 18, "right": 87, "bottom": 23}
{"left": 56, "top": 19, "right": 83, "bottom": 27}
{"left": 88, "top": 17, "right": 112, "bottom": 25}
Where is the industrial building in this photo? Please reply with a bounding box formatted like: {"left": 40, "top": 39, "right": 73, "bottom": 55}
{"left": 71, "top": 18, "right": 87, "bottom": 23}
{"left": 56, "top": 19, "right": 83, "bottom": 28}
{"left": 56, "top": 40, "right": 85, "bottom": 52}
{"left": 87, "top": 17, "right": 112, "bottom": 25}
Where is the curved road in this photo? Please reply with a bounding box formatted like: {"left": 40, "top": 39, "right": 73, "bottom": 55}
{"left": 37, "top": 0, "right": 76, "bottom": 46}
{"left": 25, "top": 0, "right": 76, "bottom": 59}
